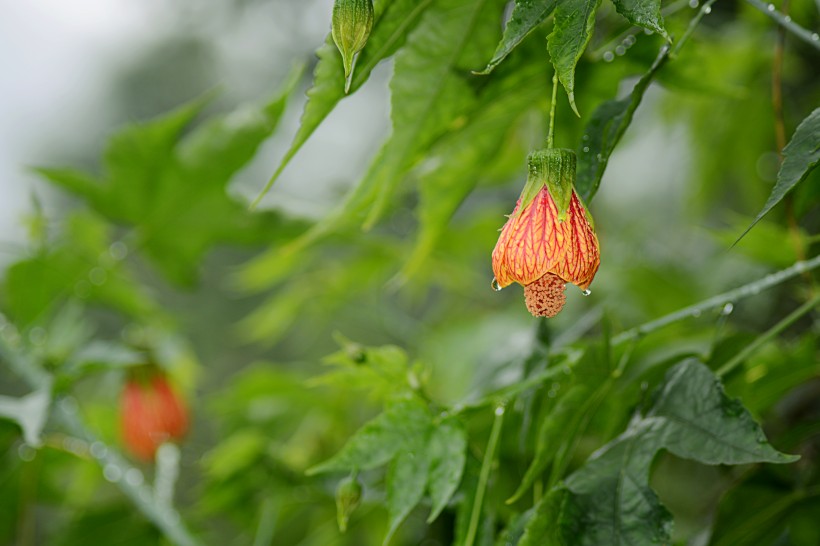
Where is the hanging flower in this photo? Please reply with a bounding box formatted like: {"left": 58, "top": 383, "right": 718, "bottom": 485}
{"left": 121, "top": 369, "right": 189, "bottom": 461}
{"left": 492, "top": 149, "right": 600, "bottom": 317}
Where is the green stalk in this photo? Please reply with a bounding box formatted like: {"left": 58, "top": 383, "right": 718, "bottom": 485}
{"left": 464, "top": 403, "right": 506, "bottom": 546}
{"left": 546, "top": 72, "right": 559, "bottom": 149}
{"left": 717, "top": 294, "right": 819, "bottom": 377}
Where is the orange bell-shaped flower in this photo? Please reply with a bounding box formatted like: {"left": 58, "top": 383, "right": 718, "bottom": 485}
{"left": 492, "top": 149, "right": 600, "bottom": 317}
{"left": 121, "top": 369, "right": 189, "bottom": 461}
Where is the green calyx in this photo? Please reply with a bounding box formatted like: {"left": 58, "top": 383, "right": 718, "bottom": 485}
{"left": 518, "top": 148, "right": 577, "bottom": 221}
{"left": 335, "top": 473, "right": 363, "bottom": 533}
{"left": 332, "top": 0, "right": 374, "bottom": 93}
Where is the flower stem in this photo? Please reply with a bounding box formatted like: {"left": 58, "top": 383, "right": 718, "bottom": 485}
{"left": 546, "top": 72, "right": 559, "bottom": 149}
{"left": 717, "top": 293, "right": 819, "bottom": 377}
{"left": 464, "top": 403, "right": 506, "bottom": 546}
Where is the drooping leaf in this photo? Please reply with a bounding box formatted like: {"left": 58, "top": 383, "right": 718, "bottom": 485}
{"left": 575, "top": 47, "right": 669, "bottom": 202}
{"left": 547, "top": 0, "right": 603, "bottom": 115}
{"left": 251, "top": 0, "right": 434, "bottom": 207}
{"left": 286, "top": 0, "right": 504, "bottom": 254}
{"left": 426, "top": 418, "right": 468, "bottom": 522}
{"left": 37, "top": 69, "right": 302, "bottom": 285}
{"left": 479, "top": 0, "right": 559, "bottom": 74}
{"left": 306, "top": 396, "right": 433, "bottom": 474}
{"left": 532, "top": 360, "right": 798, "bottom": 545}
{"left": 507, "top": 385, "right": 589, "bottom": 504}
{"left": 736, "top": 106, "right": 820, "bottom": 244}
{"left": 611, "top": 0, "right": 668, "bottom": 38}
{"left": 385, "top": 443, "right": 431, "bottom": 544}
{"left": 403, "top": 52, "right": 549, "bottom": 280}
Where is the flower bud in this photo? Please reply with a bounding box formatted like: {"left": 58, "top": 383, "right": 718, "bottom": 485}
{"left": 491, "top": 149, "right": 600, "bottom": 317}
{"left": 121, "top": 369, "right": 189, "bottom": 461}
{"left": 335, "top": 474, "right": 363, "bottom": 533}
{"left": 331, "top": 0, "right": 374, "bottom": 93}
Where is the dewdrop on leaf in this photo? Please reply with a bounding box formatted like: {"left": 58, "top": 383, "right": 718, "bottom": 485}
{"left": 331, "top": 0, "right": 374, "bottom": 93}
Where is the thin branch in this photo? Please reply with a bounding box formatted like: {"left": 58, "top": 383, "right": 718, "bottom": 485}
{"left": 612, "top": 255, "right": 820, "bottom": 345}
{"left": 745, "top": 0, "right": 820, "bottom": 51}
{"left": 717, "top": 294, "right": 819, "bottom": 376}
{"left": 464, "top": 403, "right": 506, "bottom": 546}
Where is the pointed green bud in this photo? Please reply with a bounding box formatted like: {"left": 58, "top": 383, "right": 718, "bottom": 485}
{"left": 518, "top": 149, "right": 577, "bottom": 222}
{"left": 331, "top": 0, "right": 374, "bottom": 93}
{"left": 335, "top": 474, "right": 363, "bottom": 533}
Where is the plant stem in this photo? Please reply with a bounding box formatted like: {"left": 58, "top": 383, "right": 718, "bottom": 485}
{"left": 464, "top": 403, "right": 506, "bottom": 546}
{"left": 55, "top": 399, "right": 203, "bottom": 546}
{"left": 671, "top": 0, "right": 720, "bottom": 57}
{"left": 745, "top": 0, "right": 820, "bottom": 52}
{"left": 717, "top": 294, "right": 819, "bottom": 377}
{"left": 546, "top": 72, "right": 559, "bottom": 148}
{"left": 612, "top": 255, "right": 820, "bottom": 345}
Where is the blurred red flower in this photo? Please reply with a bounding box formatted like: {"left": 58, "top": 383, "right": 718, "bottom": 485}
{"left": 121, "top": 371, "right": 189, "bottom": 461}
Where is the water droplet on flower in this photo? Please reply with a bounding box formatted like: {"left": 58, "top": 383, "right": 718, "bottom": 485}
{"left": 491, "top": 278, "right": 502, "bottom": 292}
{"left": 688, "top": 0, "right": 699, "bottom": 8}
{"left": 767, "top": 3, "right": 774, "bottom": 11}
{"left": 582, "top": 134, "right": 589, "bottom": 141}
{"left": 644, "top": 28, "right": 654, "bottom": 35}
{"left": 494, "top": 405, "right": 506, "bottom": 416}
{"left": 812, "top": 33, "right": 820, "bottom": 41}
{"left": 692, "top": 310, "right": 702, "bottom": 318}
{"left": 721, "top": 302, "right": 734, "bottom": 315}
{"left": 582, "top": 289, "right": 591, "bottom": 296}
{"left": 703, "top": 5, "right": 711, "bottom": 13}
{"left": 582, "top": 146, "right": 590, "bottom": 153}
{"left": 783, "top": 15, "right": 791, "bottom": 22}
{"left": 603, "top": 51, "right": 615, "bottom": 62}
{"left": 615, "top": 45, "right": 626, "bottom": 56}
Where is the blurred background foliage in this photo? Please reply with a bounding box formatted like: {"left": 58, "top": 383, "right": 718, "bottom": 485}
{"left": 0, "top": 0, "right": 818, "bottom": 544}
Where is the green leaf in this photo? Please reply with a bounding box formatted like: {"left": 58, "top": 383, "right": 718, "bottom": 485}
{"left": 736, "top": 106, "right": 820, "bottom": 244}
{"left": 426, "top": 418, "right": 468, "bottom": 523}
{"left": 479, "top": 0, "right": 559, "bottom": 74}
{"left": 547, "top": 0, "right": 603, "bottom": 115}
{"left": 306, "top": 397, "right": 433, "bottom": 474}
{"left": 611, "top": 0, "right": 668, "bottom": 38}
{"left": 575, "top": 47, "right": 669, "bottom": 202}
{"left": 251, "top": 0, "right": 434, "bottom": 207}
{"left": 545, "top": 360, "right": 798, "bottom": 545}
{"left": 362, "top": 0, "right": 504, "bottom": 228}
{"left": 385, "top": 445, "right": 431, "bottom": 544}
{"left": 403, "top": 51, "right": 549, "bottom": 280}
{"left": 287, "top": 0, "right": 503, "bottom": 254}
{"left": 507, "top": 385, "right": 589, "bottom": 504}
{"left": 518, "top": 486, "right": 575, "bottom": 546}
{"left": 0, "top": 383, "right": 52, "bottom": 446}
{"left": 2, "top": 213, "right": 160, "bottom": 326}
{"left": 37, "top": 70, "right": 301, "bottom": 285}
